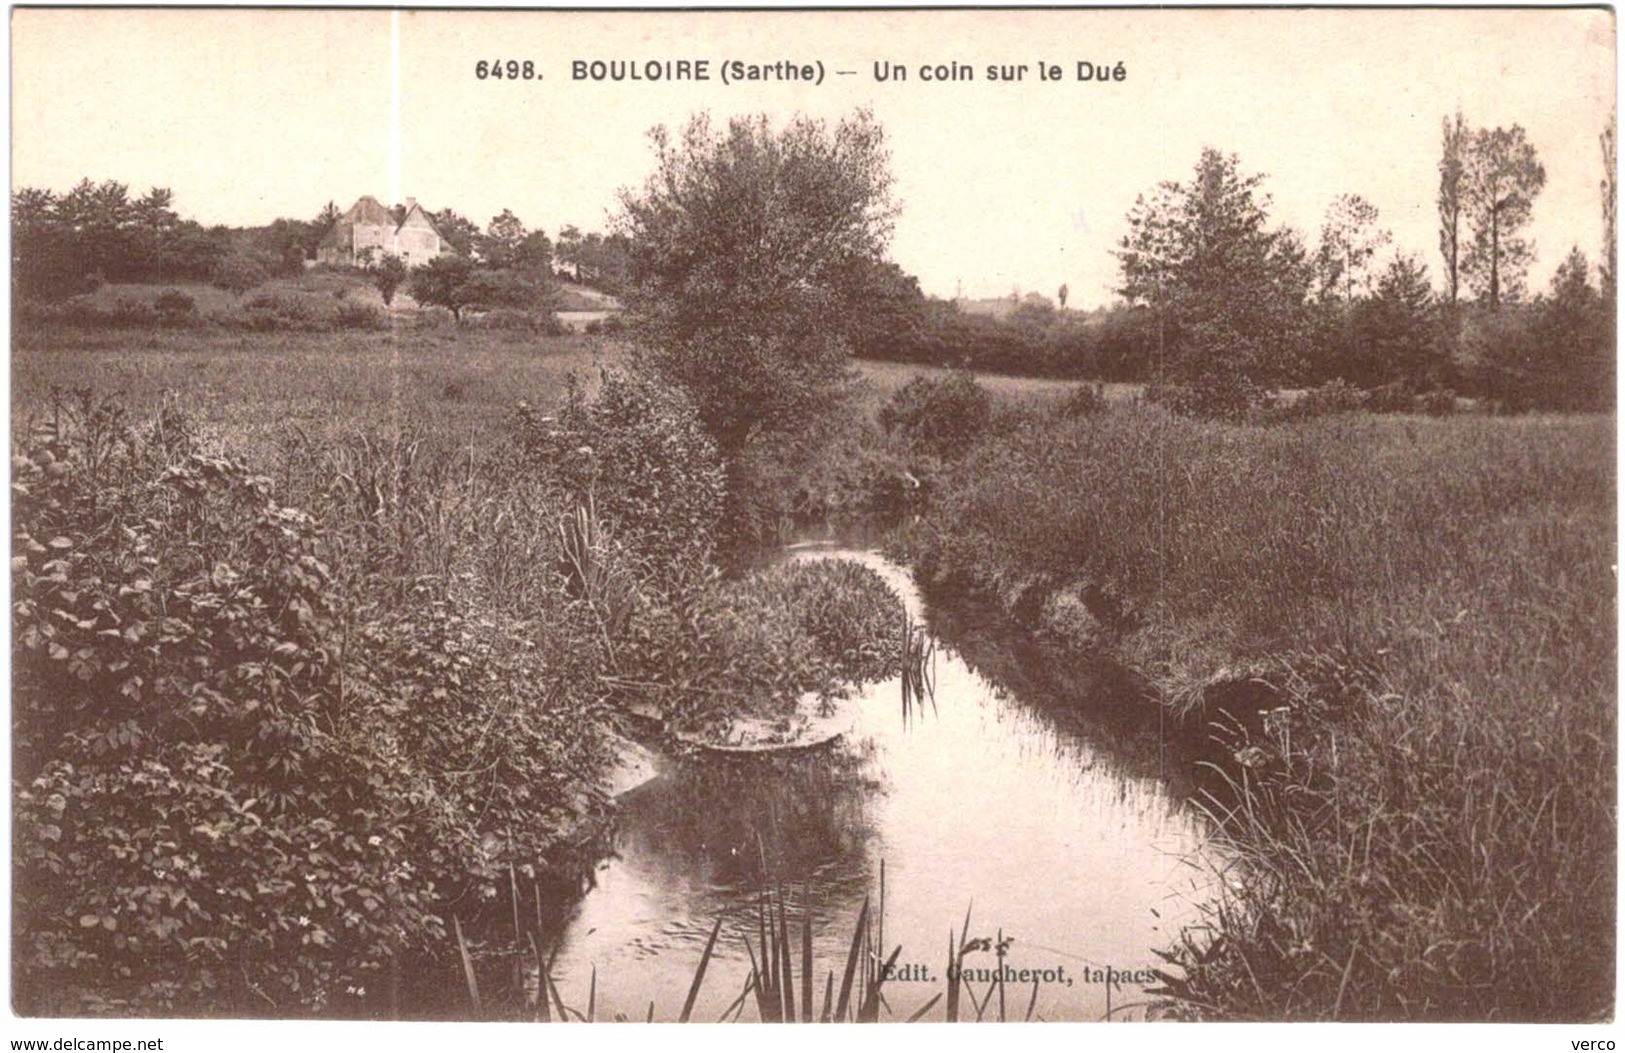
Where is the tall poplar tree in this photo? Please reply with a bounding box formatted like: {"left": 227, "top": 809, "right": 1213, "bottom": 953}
{"left": 1437, "top": 110, "right": 1469, "bottom": 306}
{"left": 1461, "top": 124, "right": 1546, "bottom": 311}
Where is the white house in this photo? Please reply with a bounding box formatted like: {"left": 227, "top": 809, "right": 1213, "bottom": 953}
{"left": 315, "top": 196, "right": 445, "bottom": 268}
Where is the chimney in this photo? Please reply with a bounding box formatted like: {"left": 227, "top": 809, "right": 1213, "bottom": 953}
{"left": 404, "top": 196, "right": 417, "bottom": 214}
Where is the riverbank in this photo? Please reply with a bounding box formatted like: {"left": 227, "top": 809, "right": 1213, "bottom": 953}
{"left": 10, "top": 345, "right": 904, "bottom": 1017}
{"left": 897, "top": 400, "right": 1615, "bottom": 1020}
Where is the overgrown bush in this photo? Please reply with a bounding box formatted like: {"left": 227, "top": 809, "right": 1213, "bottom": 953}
{"left": 750, "top": 559, "right": 904, "bottom": 685}
{"left": 472, "top": 308, "right": 568, "bottom": 335}
{"left": 333, "top": 301, "right": 384, "bottom": 331}
{"left": 229, "top": 292, "right": 326, "bottom": 332}
{"left": 515, "top": 368, "right": 726, "bottom": 590}
{"left": 153, "top": 289, "right": 197, "bottom": 327}
{"left": 877, "top": 371, "right": 993, "bottom": 458}
{"left": 12, "top": 391, "right": 610, "bottom": 1016}
{"left": 212, "top": 255, "right": 269, "bottom": 297}
{"left": 14, "top": 394, "right": 416, "bottom": 1013}
{"left": 1144, "top": 369, "right": 1274, "bottom": 422}
{"left": 635, "top": 558, "right": 904, "bottom": 729}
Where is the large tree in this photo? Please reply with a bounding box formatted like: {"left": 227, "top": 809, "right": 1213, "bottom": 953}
{"left": 1438, "top": 110, "right": 1469, "bottom": 305}
{"left": 432, "top": 208, "right": 481, "bottom": 258}
{"left": 1116, "top": 147, "right": 1312, "bottom": 402}
{"left": 408, "top": 254, "right": 478, "bottom": 320}
{"left": 1536, "top": 247, "right": 1611, "bottom": 409}
{"left": 1354, "top": 252, "right": 1442, "bottom": 388}
{"left": 1315, "top": 193, "right": 1390, "bottom": 304}
{"left": 475, "top": 208, "right": 553, "bottom": 275}
{"left": 617, "top": 109, "right": 897, "bottom": 456}
{"left": 1461, "top": 124, "right": 1546, "bottom": 311}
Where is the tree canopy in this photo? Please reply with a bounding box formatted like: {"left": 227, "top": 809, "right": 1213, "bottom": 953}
{"left": 1116, "top": 147, "right": 1312, "bottom": 404}
{"left": 1461, "top": 124, "right": 1546, "bottom": 310}
{"left": 617, "top": 109, "right": 898, "bottom": 455}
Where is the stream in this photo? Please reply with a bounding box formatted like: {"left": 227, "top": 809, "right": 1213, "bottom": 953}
{"left": 547, "top": 545, "right": 1220, "bottom": 1022}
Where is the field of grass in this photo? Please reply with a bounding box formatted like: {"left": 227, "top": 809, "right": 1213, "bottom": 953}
{"left": 10, "top": 324, "right": 1115, "bottom": 476}
{"left": 13, "top": 323, "right": 624, "bottom": 462}
{"left": 907, "top": 402, "right": 1615, "bottom": 1020}
{"left": 70, "top": 271, "right": 410, "bottom": 310}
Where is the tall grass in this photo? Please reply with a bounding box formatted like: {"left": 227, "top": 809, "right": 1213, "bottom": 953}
{"left": 518, "top": 876, "right": 1032, "bottom": 1022}
{"left": 910, "top": 403, "right": 1615, "bottom": 1020}
{"left": 12, "top": 324, "right": 619, "bottom": 463}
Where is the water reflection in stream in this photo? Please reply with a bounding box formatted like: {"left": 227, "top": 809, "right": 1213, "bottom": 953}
{"left": 549, "top": 547, "right": 1218, "bottom": 1022}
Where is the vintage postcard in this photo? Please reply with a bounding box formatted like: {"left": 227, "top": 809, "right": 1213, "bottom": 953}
{"left": 8, "top": 4, "right": 1617, "bottom": 1043}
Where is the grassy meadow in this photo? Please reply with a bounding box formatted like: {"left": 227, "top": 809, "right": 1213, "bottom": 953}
{"left": 11, "top": 302, "right": 1615, "bottom": 1021}
{"left": 907, "top": 401, "right": 1615, "bottom": 1020}
{"left": 12, "top": 319, "right": 1095, "bottom": 465}
{"left": 13, "top": 322, "right": 623, "bottom": 458}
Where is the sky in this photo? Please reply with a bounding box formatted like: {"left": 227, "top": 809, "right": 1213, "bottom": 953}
{"left": 11, "top": 7, "right": 1616, "bottom": 308}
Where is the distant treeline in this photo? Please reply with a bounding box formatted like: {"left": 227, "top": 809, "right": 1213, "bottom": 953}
{"left": 853, "top": 295, "right": 1160, "bottom": 382}
{"left": 857, "top": 268, "right": 1612, "bottom": 412}
{"left": 857, "top": 116, "right": 1615, "bottom": 414}
{"left": 13, "top": 181, "right": 245, "bottom": 296}
{"left": 11, "top": 178, "right": 631, "bottom": 303}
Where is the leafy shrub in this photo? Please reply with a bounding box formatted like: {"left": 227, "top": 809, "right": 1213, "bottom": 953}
{"left": 877, "top": 371, "right": 993, "bottom": 458}
{"left": 333, "top": 301, "right": 384, "bottom": 331}
{"left": 474, "top": 308, "right": 568, "bottom": 335}
{"left": 754, "top": 559, "right": 905, "bottom": 685}
{"left": 235, "top": 292, "right": 326, "bottom": 332}
{"left": 12, "top": 391, "right": 610, "bottom": 1015}
{"left": 13, "top": 394, "right": 415, "bottom": 1012}
{"left": 516, "top": 368, "right": 726, "bottom": 591}
{"left": 1145, "top": 370, "right": 1273, "bottom": 422}
{"left": 639, "top": 558, "right": 904, "bottom": 728}
{"left": 153, "top": 289, "right": 197, "bottom": 327}
{"left": 212, "top": 255, "right": 269, "bottom": 297}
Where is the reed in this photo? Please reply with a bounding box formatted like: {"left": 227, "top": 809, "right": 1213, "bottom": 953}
{"left": 900, "top": 609, "right": 937, "bottom": 722}
{"left": 911, "top": 404, "right": 1614, "bottom": 1020}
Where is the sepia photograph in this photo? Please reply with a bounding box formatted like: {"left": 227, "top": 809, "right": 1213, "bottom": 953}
{"left": 7, "top": 4, "right": 1617, "bottom": 1038}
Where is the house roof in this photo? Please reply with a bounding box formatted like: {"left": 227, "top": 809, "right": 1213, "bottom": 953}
{"left": 397, "top": 201, "right": 444, "bottom": 240}
{"left": 347, "top": 195, "right": 396, "bottom": 228}
{"left": 317, "top": 195, "right": 443, "bottom": 251}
